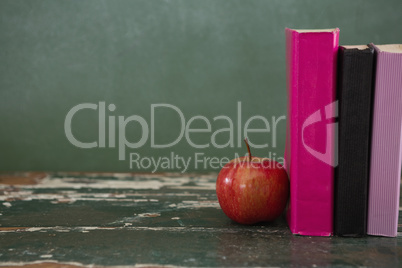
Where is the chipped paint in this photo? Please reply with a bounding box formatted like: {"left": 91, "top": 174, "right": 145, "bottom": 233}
{"left": 0, "top": 191, "right": 203, "bottom": 204}
{"left": 0, "top": 226, "right": 284, "bottom": 234}
{"left": 0, "top": 260, "right": 89, "bottom": 268}
{"left": 0, "top": 172, "right": 46, "bottom": 186}
{"left": 52, "top": 171, "right": 217, "bottom": 179}
{"left": 0, "top": 174, "right": 216, "bottom": 191}
{"left": 0, "top": 174, "right": 218, "bottom": 215}
{"left": 0, "top": 227, "right": 29, "bottom": 232}
{"left": 177, "top": 200, "right": 220, "bottom": 209}
{"left": 0, "top": 172, "right": 401, "bottom": 268}
{"left": 2, "top": 202, "right": 12, "bottom": 207}
{"left": 175, "top": 218, "right": 185, "bottom": 227}
{"left": 27, "top": 177, "right": 166, "bottom": 190}
{"left": 39, "top": 254, "right": 53, "bottom": 258}
{"left": 137, "top": 213, "right": 161, "bottom": 218}
{"left": 0, "top": 261, "right": 184, "bottom": 268}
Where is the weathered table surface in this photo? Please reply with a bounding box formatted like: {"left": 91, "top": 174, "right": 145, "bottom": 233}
{"left": 0, "top": 172, "right": 401, "bottom": 267}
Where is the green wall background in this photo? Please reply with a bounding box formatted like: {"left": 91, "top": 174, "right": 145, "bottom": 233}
{"left": 1, "top": 0, "right": 401, "bottom": 173}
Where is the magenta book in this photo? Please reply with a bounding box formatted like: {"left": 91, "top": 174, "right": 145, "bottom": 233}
{"left": 285, "top": 28, "right": 339, "bottom": 236}
{"left": 367, "top": 44, "right": 402, "bottom": 237}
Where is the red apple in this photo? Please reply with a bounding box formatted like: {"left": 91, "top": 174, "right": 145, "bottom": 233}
{"left": 216, "top": 139, "right": 289, "bottom": 224}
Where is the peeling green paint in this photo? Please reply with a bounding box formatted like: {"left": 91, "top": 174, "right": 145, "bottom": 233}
{"left": 0, "top": 173, "right": 401, "bottom": 267}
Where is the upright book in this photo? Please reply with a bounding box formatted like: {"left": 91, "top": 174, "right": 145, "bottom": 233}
{"left": 335, "top": 45, "right": 375, "bottom": 236}
{"left": 285, "top": 28, "right": 339, "bottom": 236}
{"left": 367, "top": 44, "right": 402, "bottom": 237}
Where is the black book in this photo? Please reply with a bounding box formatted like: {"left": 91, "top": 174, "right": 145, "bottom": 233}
{"left": 334, "top": 45, "right": 375, "bottom": 236}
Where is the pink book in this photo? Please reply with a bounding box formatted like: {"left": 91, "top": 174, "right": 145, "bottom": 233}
{"left": 367, "top": 44, "right": 402, "bottom": 237}
{"left": 285, "top": 28, "right": 339, "bottom": 236}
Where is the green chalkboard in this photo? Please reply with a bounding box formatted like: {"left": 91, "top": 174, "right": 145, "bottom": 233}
{"left": 1, "top": 0, "right": 401, "bottom": 172}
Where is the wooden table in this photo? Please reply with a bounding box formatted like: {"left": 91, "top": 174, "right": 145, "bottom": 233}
{"left": 0, "top": 172, "right": 401, "bottom": 267}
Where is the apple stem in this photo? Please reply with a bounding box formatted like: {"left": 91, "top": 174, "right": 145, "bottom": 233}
{"left": 244, "top": 138, "right": 252, "bottom": 162}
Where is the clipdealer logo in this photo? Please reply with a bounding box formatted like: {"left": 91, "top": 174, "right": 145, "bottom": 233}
{"left": 301, "top": 100, "right": 338, "bottom": 167}
{"left": 64, "top": 102, "right": 286, "bottom": 172}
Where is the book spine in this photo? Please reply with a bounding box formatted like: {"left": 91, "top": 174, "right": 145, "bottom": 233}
{"left": 367, "top": 44, "right": 402, "bottom": 237}
{"left": 285, "top": 28, "right": 339, "bottom": 236}
{"left": 335, "top": 46, "right": 374, "bottom": 236}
